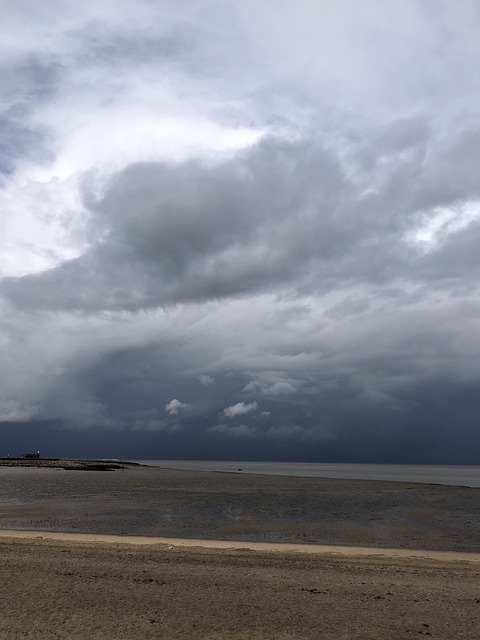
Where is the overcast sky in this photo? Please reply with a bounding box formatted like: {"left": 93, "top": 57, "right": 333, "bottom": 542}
{"left": 2, "top": 0, "right": 480, "bottom": 462}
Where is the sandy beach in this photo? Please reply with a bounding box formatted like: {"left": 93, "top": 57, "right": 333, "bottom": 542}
{"left": 1, "top": 533, "right": 480, "bottom": 639}
{"left": 1, "top": 465, "right": 480, "bottom": 638}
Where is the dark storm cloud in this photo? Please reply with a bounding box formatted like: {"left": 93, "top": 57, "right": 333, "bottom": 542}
{"left": 4, "top": 124, "right": 479, "bottom": 313}
{"left": 2, "top": 283, "right": 480, "bottom": 462}
{"left": 2, "top": 124, "right": 480, "bottom": 464}
{"left": 0, "top": 137, "right": 344, "bottom": 309}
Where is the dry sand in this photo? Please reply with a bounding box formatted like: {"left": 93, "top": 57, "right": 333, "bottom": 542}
{"left": 2, "top": 528, "right": 480, "bottom": 563}
{"left": 1, "top": 533, "right": 480, "bottom": 639}
{"left": 1, "top": 466, "right": 480, "bottom": 638}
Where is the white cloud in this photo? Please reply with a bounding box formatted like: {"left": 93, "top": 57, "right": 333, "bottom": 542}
{"left": 198, "top": 374, "right": 215, "bottom": 386}
{"left": 222, "top": 401, "right": 257, "bottom": 418}
{"left": 404, "top": 200, "right": 480, "bottom": 253}
{"left": 165, "top": 398, "right": 188, "bottom": 415}
{"left": 0, "top": 174, "right": 88, "bottom": 278}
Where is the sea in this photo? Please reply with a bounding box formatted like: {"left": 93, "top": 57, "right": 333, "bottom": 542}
{"left": 136, "top": 460, "right": 480, "bottom": 488}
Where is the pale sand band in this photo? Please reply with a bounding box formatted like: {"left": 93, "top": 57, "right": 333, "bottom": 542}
{"left": 1, "top": 528, "right": 480, "bottom": 563}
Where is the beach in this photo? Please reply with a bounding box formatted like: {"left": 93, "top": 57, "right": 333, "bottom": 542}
{"left": 1, "top": 465, "right": 480, "bottom": 638}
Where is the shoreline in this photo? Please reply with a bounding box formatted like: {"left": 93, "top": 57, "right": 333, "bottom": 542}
{"left": 2, "top": 528, "right": 480, "bottom": 563}
{"left": 2, "top": 468, "right": 480, "bottom": 638}
{"left": 3, "top": 457, "right": 480, "bottom": 487}
{"left": 2, "top": 465, "right": 480, "bottom": 551}
{"left": 143, "top": 459, "right": 480, "bottom": 488}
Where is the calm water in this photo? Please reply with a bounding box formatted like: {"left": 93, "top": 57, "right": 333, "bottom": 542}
{"left": 137, "top": 460, "right": 480, "bottom": 488}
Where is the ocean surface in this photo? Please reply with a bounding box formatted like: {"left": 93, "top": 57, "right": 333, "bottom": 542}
{"left": 137, "top": 460, "right": 480, "bottom": 488}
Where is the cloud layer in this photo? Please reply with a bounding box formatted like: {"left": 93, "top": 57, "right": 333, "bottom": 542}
{"left": 2, "top": 1, "right": 480, "bottom": 462}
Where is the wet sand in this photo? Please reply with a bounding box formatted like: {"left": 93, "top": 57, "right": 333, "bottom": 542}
{"left": 1, "top": 466, "right": 480, "bottom": 638}
{"left": 1, "top": 465, "right": 480, "bottom": 550}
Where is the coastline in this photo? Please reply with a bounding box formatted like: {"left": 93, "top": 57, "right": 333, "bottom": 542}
{"left": 1, "top": 465, "right": 480, "bottom": 551}
{"left": 141, "top": 459, "right": 480, "bottom": 488}
{"left": 0, "top": 457, "right": 143, "bottom": 471}
{"left": 2, "top": 466, "right": 480, "bottom": 638}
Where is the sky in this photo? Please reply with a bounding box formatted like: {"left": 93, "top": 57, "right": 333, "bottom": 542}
{"left": 2, "top": 0, "right": 480, "bottom": 463}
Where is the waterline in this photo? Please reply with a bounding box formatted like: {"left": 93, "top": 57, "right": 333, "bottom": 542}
{"left": 137, "top": 460, "right": 480, "bottom": 488}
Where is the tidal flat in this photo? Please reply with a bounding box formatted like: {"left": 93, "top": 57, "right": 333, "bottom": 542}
{"left": 1, "top": 465, "right": 480, "bottom": 550}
